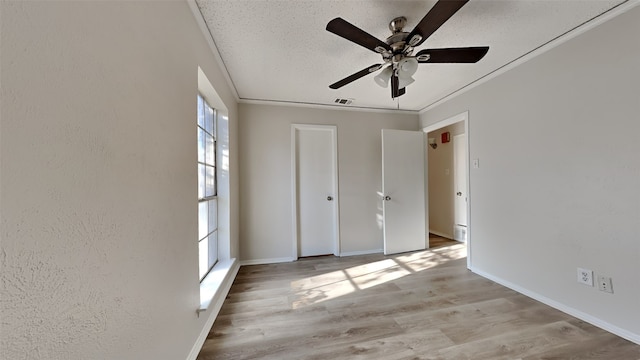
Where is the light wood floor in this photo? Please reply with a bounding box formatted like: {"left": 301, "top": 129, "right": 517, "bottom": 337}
{"left": 198, "top": 240, "right": 640, "bottom": 359}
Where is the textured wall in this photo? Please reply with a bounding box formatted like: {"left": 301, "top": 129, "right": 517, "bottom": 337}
{"left": 0, "top": 1, "right": 238, "bottom": 359}
{"left": 420, "top": 6, "right": 640, "bottom": 340}
{"left": 239, "top": 104, "right": 418, "bottom": 261}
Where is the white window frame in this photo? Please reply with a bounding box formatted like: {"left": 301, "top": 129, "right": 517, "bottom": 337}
{"left": 197, "top": 93, "right": 218, "bottom": 281}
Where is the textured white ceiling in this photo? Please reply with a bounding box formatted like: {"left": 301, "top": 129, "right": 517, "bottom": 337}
{"left": 196, "top": 0, "right": 626, "bottom": 111}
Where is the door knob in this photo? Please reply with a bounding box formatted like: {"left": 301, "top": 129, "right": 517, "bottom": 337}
{"left": 456, "top": 192, "right": 462, "bottom": 196}
{"left": 327, "top": 196, "right": 333, "bottom": 201}
{"left": 384, "top": 196, "right": 391, "bottom": 201}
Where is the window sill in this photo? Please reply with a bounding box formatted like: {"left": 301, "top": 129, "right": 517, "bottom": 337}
{"left": 197, "top": 257, "right": 238, "bottom": 314}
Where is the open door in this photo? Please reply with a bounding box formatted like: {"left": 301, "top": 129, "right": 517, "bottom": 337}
{"left": 381, "top": 129, "right": 426, "bottom": 255}
{"left": 453, "top": 133, "right": 468, "bottom": 241}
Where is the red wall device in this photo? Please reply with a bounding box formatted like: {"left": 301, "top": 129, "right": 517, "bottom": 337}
{"left": 441, "top": 131, "right": 450, "bottom": 143}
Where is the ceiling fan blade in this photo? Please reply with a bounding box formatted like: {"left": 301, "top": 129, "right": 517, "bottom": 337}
{"left": 329, "top": 64, "right": 382, "bottom": 89}
{"left": 416, "top": 47, "right": 489, "bottom": 63}
{"left": 390, "top": 73, "right": 405, "bottom": 98}
{"left": 327, "top": 18, "right": 392, "bottom": 54}
{"left": 406, "top": 0, "right": 469, "bottom": 47}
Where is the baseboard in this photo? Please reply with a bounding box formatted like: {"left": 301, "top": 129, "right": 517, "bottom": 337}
{"left": 428, "top": 230, "right": 453, "bottom": 239}
{"left": 186, "top": 259, "right": 240, "bottom": 360}
{"left": 470, "top": 266, "right": 640, "bottom": 345}
{"left": 340, "top": 249, "right": 383, "bottom": 257}
{"left": 239, "top": 256, "right": 296, "bottom": 266}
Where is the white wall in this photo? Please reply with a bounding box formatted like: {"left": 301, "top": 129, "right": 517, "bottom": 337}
{"left": 0, "top": 1, "right": 238, "bottom": 359}
{"left": 420, "top": 6, "right": 640, "bottom": 341}
{"left": 239, "top": 103, "right": 418, "bottom": 262}
{"left": 427, "top": 122, "right": 465, "bottom": 238}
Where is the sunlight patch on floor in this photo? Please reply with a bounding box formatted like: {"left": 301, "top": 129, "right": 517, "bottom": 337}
{"left": 290, "top": 243, "right": 466, "bottom": 309}
{"left": 350, "top": 263, "right": 412, "bottom": 290}
{"left": 397, "top": 243, "right": 466, "bottom": 272}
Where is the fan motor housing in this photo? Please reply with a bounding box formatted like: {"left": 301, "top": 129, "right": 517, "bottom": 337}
{"left": 388, "top": 16, "right": 407, "bottom": 33}
{"left": 386, "top": 32, "right": 409, "bottom": 47}
{"left": 385, "top": 17, "right": 412, "bottom": 60}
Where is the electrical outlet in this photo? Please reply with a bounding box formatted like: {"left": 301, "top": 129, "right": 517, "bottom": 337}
{"left": 577, "top": 268, "right": 593, "bottom": 286}
{"left": 597, "top": 275, "right": 613, "bottom": 293}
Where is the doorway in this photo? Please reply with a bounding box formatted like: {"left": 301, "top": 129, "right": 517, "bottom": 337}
{"left": 423, "top": 111, "right": 471, "bottom": 267}
{"left": 291, "top": 124, "right": 340, "bottom": 258}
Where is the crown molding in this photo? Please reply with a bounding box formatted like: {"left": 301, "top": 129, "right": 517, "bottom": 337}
{"left": 187, "top": 0, "right": 240, "bottom": 101}
{"left": 239, "top": 98, "right": 419, "bottom": 115}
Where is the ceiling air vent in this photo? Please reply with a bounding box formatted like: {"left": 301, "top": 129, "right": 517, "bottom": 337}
{"left": 334, "top": 98, "right": 353, "bottom": 105}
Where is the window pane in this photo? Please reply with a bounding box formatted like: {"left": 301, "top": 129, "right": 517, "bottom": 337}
{"left": 208, "top": 231, "right": 218, "bottom": 268}
{"left": 205, "top": 133, "right": 215, "bottom": 166}
{"left": 208, "top": 198, "right": 217, "bottom": 233}
{"left": 197, "top": 95, "right": 205, "bottom": 128}
{"left": 205, "top": 165, "right": 215, "bottom": 197}
{"left": 198, "top": 201, "right": 208, "bottom": 240}
{"left": 198, "top": 128, "right": 206, "bottom": 164}
{"left": 199, "top": 238, "right": 209, "bottom": 279}
{"left": 212, "top": 109, "right": 217, "bottom": 139}
{"left": 198, "top": 164, "right": 205, "bottom": 199}
{"left": 205, "top": 105, "right": 214, "bottom": 135}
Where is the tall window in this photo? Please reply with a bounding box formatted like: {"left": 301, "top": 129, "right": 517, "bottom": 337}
{"left": 197, "top": 94, "right": 218, "bottom": 280}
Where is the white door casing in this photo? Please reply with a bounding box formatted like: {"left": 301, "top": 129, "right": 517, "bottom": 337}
{"left": 422, "top": 111, "right": 471, "bottom": 268}
{"left": 381, "top": 129, "right": 426, "bottom": 255}
{"left": 291, "top": 124, "right": 339, "bottom": 258}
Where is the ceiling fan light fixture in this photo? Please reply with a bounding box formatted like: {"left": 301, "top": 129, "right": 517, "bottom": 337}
{"left": 398, "top": 76, "right": 415, "bottom": 89}
{"left": 398, "top": 57, "right": 418, "bottom": 79}
{"left": 374, "top": 66, "right": 393, "bottom": 88}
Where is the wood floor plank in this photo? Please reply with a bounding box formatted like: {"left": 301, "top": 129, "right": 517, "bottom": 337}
{"left": 438, "top": 303, "right": 571, "bottom": 345}
{"left": 521, "top": 334, "right": 640, "bottom": 360}
{"left": 302, "top": 328, "right": 454, "bottom": 360}
{"left": 197, "top": 241, "right": 640, "bottom": 360}
{"left": 435, "top": 321, "right": 593, "bottom": 360}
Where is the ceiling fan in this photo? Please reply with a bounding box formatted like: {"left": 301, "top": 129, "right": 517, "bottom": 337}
{"left": 326, "top": 0, "right": 488, "bottom": 98}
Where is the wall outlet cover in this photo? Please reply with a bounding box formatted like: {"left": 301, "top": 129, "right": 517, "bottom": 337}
{"left": 577, "top": 268, "right": 593, "bottom": 286}
{"left": 597, "top": 275, "right": 614, "bottom": 293}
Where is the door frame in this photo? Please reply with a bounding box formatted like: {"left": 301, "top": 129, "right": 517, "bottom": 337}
{"left": 422, "top": 111, "right": 471, "bottom": 268}
{"left": 290, "top": 124, "right": 340, "bottom": 259}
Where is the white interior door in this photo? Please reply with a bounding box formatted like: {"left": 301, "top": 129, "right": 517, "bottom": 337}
{"left": 382, "top": 129, "right": 426, "bottom": 255}
{"left": 293, "top": 125, "right": 339, "bottom": 257}
{"left": 454, "top": 134, "right": 467, "bottom": 227}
